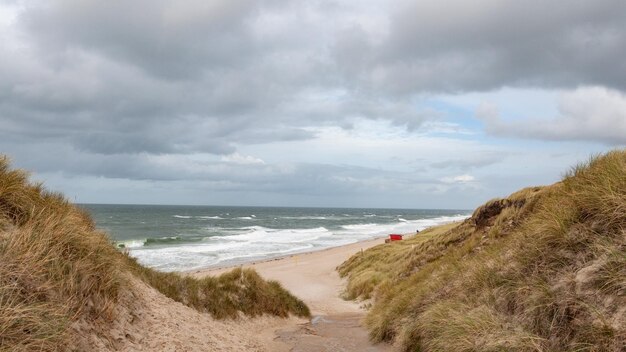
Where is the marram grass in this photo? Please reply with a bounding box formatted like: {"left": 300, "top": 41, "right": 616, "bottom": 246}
{"left": 339, "top": 149, "right": 626, "bottom": 351}
{"left": 0, "top": 156, "right": 309, "bottom": 352}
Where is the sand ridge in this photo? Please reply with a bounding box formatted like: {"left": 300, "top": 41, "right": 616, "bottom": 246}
{"left": 90, "top": 277, "right": 298, "bottom": 351}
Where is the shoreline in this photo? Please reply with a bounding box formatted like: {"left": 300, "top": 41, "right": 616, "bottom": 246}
{"left": 192, "top": 235, "right": 392, "bottom": 312}
{"left": 129, "top": 222, "right": 457, "bottom": 351}
{"left": 192, "top": 232, "right": 396, "bottom": 351}
{"left": 187, "top": 234, "right": 400, "bottom": 276}
{"left": 192, "top": 231, "right": 421, "bottom": 315}
{"left": 188, "top": 225, "right": 457, "bottom": 351}
{"left": 114, "top": 211, "right": 472, "bottom": 273}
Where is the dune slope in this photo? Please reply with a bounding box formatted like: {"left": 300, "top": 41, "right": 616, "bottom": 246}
{"left": 0, "top": 156, "right": 308, "bottom": 351}
{"left": 339, "top": 150, "right": 626, "bottom": 351}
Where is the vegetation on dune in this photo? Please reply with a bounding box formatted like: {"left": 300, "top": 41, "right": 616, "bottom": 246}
{"left": 339, "top": 222, "right": 460, "bottom": 300}
{"left": 0, "top": 157, "right": 124, "bottom": 351}
{"left": 339, "top": 150, "right": 626, "bottom": 351}
{"left": 0, "top": 156, "right": 309, "bottom": 351}
{"left": 127, "top": 258, "right": 309, "bottom": 319}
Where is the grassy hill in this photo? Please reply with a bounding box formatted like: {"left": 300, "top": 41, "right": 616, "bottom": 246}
{"left": 339, "top": 150, "right": 625, "bottom": 351}
{"left": 0, "top": 156, "right": 309, "bottom": 351}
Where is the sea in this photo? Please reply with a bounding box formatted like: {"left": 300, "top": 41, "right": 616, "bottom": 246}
{"left": 80, "top": 204, "right": 471, "bottom": 272}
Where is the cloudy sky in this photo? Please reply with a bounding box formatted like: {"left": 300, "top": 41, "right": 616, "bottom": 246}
{"left": 1, "top": 0, "right": 625, "bottom": 209}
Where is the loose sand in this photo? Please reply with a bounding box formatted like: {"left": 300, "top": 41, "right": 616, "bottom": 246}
{"left": 112, "top": 237, "right": 395, "bottom": 351}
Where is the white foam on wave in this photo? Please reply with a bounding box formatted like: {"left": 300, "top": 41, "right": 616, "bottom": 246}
{"left": 198, "top": 216, "right": 223, "bottom": 219}
{"left": 415, "top": 214, "right": 469, "bottom": 229}
{"left": 279, "top": 216, "right": 329, "bottom": 220}
{"left": 341, "top": 223, "right": 378, "bottom": 231}
{"left": 130, "top": 230, "right": 324, "bottom": 271}
{"left": 128, "top": 213, "right": 471, "bottom": 272}
{"left": 116, "top": 239, "right": 145, "bottom": 249}
{"left": 219, "top": 226, "right": 330, "bottom": 243}
{"left": 338, "top": 214, "right": 469, "bottom": 238}
{"left": 173, "top": 215, "right": 191, "bottom": 219}
{"left": 214, "top": 243, "right": 315, "bottom": 264}
{"left": 236, "top": 216, "right": 255, "bottom": 220}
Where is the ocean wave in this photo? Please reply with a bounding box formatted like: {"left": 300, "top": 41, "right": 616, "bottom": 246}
{"left": 124, "top": 213, "right": 471, "bottom": 271}
{"left": 130, "top": 241, "right": 319, "bottom": 272}
{"left": 339, "top": 214, "right": 470, "bottom": 237}
{"left": 214, "top": 243, "right": 315, "bottom": 263}
{"left": 116, "top": 235, "right": 209, "bottom": 248}
{"left": 341, "top": 223, "right": 379, "bottom": 231}
{"left": 278, "top": 216, "right": 329, "bottom": 220}
{"left": 219, "top": 226, "right": 331, "bottom": 243}
{"left": 197, "top": 216, "right": 223, "bottom": 219}
{"left": 115, "top": 239, "right": 145, "bottom": 249}
{"left": 143, "top": 236, "right": 205, "bottom": 246}
{"left": 173, "top": 215, "right": 192, "bottom": 219}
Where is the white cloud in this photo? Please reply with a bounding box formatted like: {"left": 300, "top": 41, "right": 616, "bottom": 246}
{"left": 441, "top": 174, "right": 476, "bottom": 184}
{"left": 0, "top": 2, "right": 19, "bottom": 27}
{"left": 220, "top": 152, "right": 265, "bottom": 165}
{"left": 478, "top": 86, "right": 626, "bottom": 145}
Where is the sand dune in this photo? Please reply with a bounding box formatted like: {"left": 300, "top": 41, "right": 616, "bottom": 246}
{"left": 107, "top": 238, "right": 394, "bottom": 351}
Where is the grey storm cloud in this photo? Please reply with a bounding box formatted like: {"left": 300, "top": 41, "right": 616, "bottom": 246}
{"left": 0, "top": 0, "right": 624, "bottom": 192}
{"left": 335, "top": 0, "right": 626, "bottom": 94}
{"left": 2, "top": 0, "right": 334, "bottom": 156}
{"left": 22, "top": 0, "right": 263, "bottom": 79}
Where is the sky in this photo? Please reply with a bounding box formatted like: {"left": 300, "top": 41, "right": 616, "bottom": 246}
{"left": 0, "top": 0, "right": 625, "bottom": 209}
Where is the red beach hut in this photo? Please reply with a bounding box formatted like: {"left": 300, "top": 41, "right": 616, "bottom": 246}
{"left": 389, "top": 234, "right": 403, "bottom": 241}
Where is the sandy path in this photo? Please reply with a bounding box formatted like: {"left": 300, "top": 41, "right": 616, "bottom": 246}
{"left": 194, "top": 238, "right": 394, "bottom": 351}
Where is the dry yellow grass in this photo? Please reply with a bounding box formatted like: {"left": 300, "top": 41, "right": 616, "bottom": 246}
{"left": 0, "top": 156, "right": 309, "bottom": 351}
{"left": 339, "top": 149, "right": 626, "bottom": 351}
{"left": 338, "top": 222, "right": 459, "bottom": 300}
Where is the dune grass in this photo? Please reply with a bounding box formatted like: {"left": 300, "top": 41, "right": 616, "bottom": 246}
{"left": 339, "top": 150, "right": 626, "bottom": 351}
{"left": 338, "top": 222, "right": 459, "bottom": 300}
{"left": 0, "top": 156, "right": 308, "bottom": 351}
{"left": 126, "top": 257, "right": 309, "bottom": 319}
{"left": 0, "top": 157, "right": 124, "bottom": 351}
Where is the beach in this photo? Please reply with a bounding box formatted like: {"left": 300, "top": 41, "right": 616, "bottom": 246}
{"left": 194, "top": 236, "right": 395, "bottom": 351}
{"left": 80, "top": 205, "right": 468, "bottom": 351}
{"left": 84, "top": 204, "right": 469, "bottom": 272}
